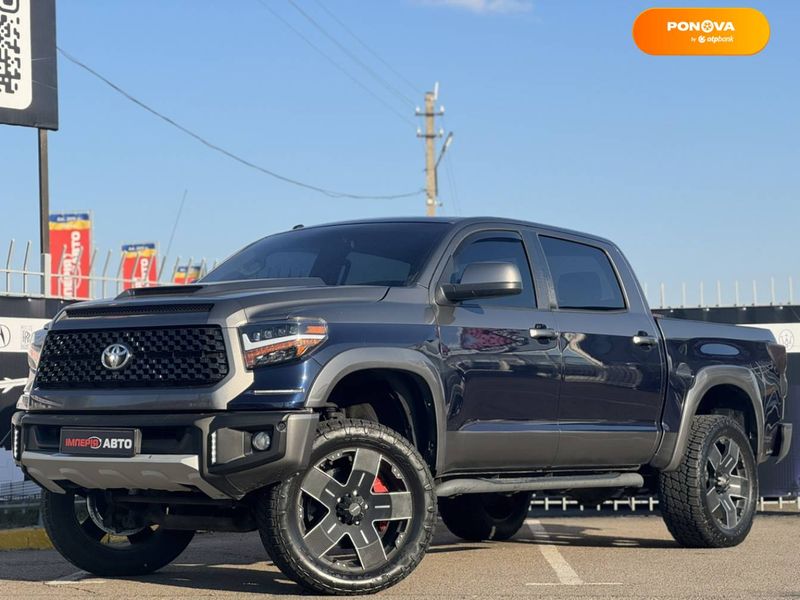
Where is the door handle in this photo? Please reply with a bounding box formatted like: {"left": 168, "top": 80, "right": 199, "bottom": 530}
{"left": 632, "top": 331, "right": 658, "bottom": 347}
{"left": 530, "top": 324, "right": 558, "bottom": 340}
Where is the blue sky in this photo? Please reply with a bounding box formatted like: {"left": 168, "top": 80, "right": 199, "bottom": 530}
{"left": 1, "top": 0, "right": 798, "bottom": 306}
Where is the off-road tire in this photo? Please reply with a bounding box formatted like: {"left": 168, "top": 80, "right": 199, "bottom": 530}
{"left": 438, "top": 492, "right": 531, "bottom": 541}
{"left": 256, "top": 418, "right": 437, "bottom": 595}
{"left": 41, "top": 490, "right": 195, "bottom": 576}
{"left": 658, "top": 415, "right": 758, "bottom": 548}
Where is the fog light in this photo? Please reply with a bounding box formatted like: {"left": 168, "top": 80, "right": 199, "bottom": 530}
{"left": 210, "top": 431, "right": 218, "bottom": 464}
{"left": 12, "top": 426, "right": 21, "bottom": 461}
{"left": 252, "top": 431, "right": 271, "bottom": 452}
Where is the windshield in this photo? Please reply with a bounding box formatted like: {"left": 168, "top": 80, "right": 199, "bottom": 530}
{"left": 202, "top": 222, "right": 451, "bottom": 286}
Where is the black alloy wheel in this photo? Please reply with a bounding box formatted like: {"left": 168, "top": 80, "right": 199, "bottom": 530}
{"left": 257, "top": 418, "right": 436, "bottom": 595}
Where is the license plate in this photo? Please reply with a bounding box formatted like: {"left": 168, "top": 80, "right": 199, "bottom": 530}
{"left": 60, "top": 428, "right": 140, "bottom": 457}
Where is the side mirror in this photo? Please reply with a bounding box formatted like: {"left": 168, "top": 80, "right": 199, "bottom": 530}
{"left": 439, "top": 262, "right": 523, "bottom": 303}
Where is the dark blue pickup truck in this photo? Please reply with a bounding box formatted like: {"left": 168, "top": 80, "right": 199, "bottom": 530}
{"left": 13, "top": 218, "right": 792, "bottom": 594}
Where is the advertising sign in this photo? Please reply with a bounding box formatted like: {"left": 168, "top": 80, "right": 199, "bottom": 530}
{"left": 49, "top": 212, "right": 91, "bottom": 299}
{"left": 0, "top": 0, "right": 58, "bottom": 129}
{"left": 173, "top": 264, "right": 204, "bottom": 285}
{"left": 121, "top": 243, "right": 158, "bottom": 290}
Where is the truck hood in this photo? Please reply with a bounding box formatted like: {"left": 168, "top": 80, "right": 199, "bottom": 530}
{"left": 56, "top": 279, "right": 390, "bottom": 328}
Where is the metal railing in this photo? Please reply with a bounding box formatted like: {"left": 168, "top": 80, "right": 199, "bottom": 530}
{"left": 1, "top": 239, "right": 218, "bottom": 300}
{"left": 643, "top": 276, "right": 797, "bottom": 310}
{"left": 530, "top": 494, "right": 800, "bottom": 513}
{"left": 0, "top": 479, "right": 41, "bottom": 504}
{"left": 5, "top": 238, "right": 798, "bottom": 307}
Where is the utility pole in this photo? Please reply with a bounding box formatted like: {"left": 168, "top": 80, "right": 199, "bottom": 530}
{"left": 416, "top": 83, "right": 445, "bottom": 216}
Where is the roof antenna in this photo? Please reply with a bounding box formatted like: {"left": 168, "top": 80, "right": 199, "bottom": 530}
{"left": 292, "top": 224, "right": 304, "bottom": 230}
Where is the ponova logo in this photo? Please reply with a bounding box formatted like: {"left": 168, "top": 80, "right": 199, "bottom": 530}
{"left": 633, "top": 8, "right": 769, "bottom": 55}
{"left": 666, "top": 20, "right": 735, "bottom": 33}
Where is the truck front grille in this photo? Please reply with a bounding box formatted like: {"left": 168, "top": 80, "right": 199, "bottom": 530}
{"left": 35, "top": 327, "right": 229, "bottom": 389}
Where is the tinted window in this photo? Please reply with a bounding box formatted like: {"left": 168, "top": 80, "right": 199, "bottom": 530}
{"left": 446, "top": 235, "right": 536, "bottom": 308}
{"left": 540, "top": 236, "right": 625, "bottom": 310}
{"left": 203, "top": 222, "right": 449, "bottom": 286}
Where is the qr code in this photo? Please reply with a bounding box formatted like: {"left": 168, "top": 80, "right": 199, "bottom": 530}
{"left": 0, "top": 0, "right": 32, "bottom": 110}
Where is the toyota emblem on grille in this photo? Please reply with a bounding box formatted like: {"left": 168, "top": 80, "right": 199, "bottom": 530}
{"left": 101, "top": 343, "right": 132, "bottom": 370}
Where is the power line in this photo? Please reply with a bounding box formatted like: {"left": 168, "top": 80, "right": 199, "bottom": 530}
{"left": 311, "top": 0, "right": 423, "bottom": 97}
{"left": 441, "top": 115, "right": 461, "bottom": 215}
{"left": 57, "top": 47, "right": 423, "bottom": 201}
{"left": 165, "top": 188, "right": 188, "bottom": 259}
{"left": 444, "top": 152, "right": 461, "bottom": 216}
{"left": 287, "top": 0, "right": 415, "bottom": 107}
{"left": 256, "top": 0, "right": 415, "bottom": 127}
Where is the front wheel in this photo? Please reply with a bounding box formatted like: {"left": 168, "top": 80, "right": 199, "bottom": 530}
{"left": 438, "top": 492, "right": 531, "bottom": 541}
{"left": 257, "top": 419, "right": 436, "bottom": 595}
{"left": 41, "top": 490, "right": 194, "bottom": 576}
{"left": 658, "top": 415, "right": 758, "bottom": 548}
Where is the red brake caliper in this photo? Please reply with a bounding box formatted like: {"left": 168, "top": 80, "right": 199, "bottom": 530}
{"left": 372, "top": 476, "right": 389, "bottom": 533}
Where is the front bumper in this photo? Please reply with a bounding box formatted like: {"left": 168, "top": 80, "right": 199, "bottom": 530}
{"left": 12, "top": 410, "right": 318, "bottom": 500}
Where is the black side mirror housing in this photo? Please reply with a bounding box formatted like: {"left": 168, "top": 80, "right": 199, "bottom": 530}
{"left": 439, "top": 262, "right": 523, "bottom": 303}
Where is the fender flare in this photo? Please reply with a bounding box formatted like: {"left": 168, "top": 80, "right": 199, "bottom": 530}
{"left": 655, "top": 365, "right": 765, "bottom": 472}
{"left": 305, "top": 347, "right": 447, "bottom": 474}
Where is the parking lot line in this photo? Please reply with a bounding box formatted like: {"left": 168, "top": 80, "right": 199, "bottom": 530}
{"left": 525, "top": 519, "right": 621, "bottom": 587}
{"left": 45, "top": 570, "right": 106, "bottom": 586}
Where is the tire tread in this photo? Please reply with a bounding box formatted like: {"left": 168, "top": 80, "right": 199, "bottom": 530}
{"left": 658, "top": 415, "right": 757, "bottom": 548}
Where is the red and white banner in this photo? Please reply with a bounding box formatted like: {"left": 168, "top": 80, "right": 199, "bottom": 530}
{"left": 121, "top": 243, "right": 158, "bottom": 290}
{"left": 49, "top": 212, "right": 91, "bottom": 299}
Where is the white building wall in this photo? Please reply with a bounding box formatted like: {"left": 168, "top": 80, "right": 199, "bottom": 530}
{"left": 0, "top": 450, "right": 22, "bottom": 483}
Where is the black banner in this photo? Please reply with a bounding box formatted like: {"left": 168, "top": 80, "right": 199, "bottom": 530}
{"left": 0, "top": 0, "right": 58, "bottom": 130}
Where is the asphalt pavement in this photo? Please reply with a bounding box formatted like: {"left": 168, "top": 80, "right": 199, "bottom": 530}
{"left": 0, "top": 514, "right": 797, "bottom": 599}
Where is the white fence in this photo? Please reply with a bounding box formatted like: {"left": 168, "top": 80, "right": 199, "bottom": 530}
{"left": 3, "top": 238, "right": 797, "bottom": 306}
{"left": 643, "top": 277, "right": 796, "bottom": 310}
{"left": 530, "top": 494, "right": 800, "bottom": 513}
{"left": 1, "top": 239, "right": 218, "bottom": 300}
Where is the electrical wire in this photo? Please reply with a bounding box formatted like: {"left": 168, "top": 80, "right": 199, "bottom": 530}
{"left": 57, "top": 47, "right": 423, "bottom": 201}
{"left": 256, "top": 0, "right": 415, "bottom": 127}
{"left": 311, "top": 0, "right": 423, "bottom": 97}
{"left": 444, "top": 152, "right": 461, "bottom": 216}
{"left": 441, "top": 117, "right": 461, "bottom": 215}
{"left": 287, "top": 0, "right": 415, "bottom": 107}
{"left": 165, "top": 188, "right": 188, "bottom": 259}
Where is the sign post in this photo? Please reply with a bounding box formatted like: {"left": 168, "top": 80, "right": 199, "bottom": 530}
{"left": 38, "top": 129, "right": 50, "bottom": 294}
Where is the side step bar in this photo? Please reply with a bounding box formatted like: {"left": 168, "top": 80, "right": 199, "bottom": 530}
{"left": 435, "top": 472, "right": 644, "bottom": 497}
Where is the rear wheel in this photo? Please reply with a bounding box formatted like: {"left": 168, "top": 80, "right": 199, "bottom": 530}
{"left": 257, "top": 418, "right": 436, "bottom": 595}
{"left": 659, "top": 415, "right": 757, "bottom": 548}
{"left": 438, "top": 492, "right": 531, "bottom": 541}
{"left": 41, "top": 490, "right": 194, "bottom": 576}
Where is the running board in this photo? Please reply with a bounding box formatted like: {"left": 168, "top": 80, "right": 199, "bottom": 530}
{"left": 435, "top": 472, "right": 644, "bottom": 497}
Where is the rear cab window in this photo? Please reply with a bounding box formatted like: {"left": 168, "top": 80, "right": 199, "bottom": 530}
{"left": 539, "top": 236, "right": 626, "bottom": 311}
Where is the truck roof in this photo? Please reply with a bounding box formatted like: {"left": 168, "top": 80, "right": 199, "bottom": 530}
{"left": 292, "top": 216, "right": 616, "bottom": 247}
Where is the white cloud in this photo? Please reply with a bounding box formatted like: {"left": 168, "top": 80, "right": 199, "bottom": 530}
{"left": 419, "top": 0, "right": 533, "bottom": 14}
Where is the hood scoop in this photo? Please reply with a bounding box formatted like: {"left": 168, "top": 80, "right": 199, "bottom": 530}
{"left": 65, "top": 303, "right": 214, "bottom": 318}
{"left": 115, "top": 277, "right": 327, "bottom": 299}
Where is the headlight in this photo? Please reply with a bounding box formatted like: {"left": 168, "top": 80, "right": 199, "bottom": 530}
{"left": 27, "top": 323, "right": 50, "bottom": 371}
{"left": 240, "top": 318, "right": 327, "bottom": 369}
